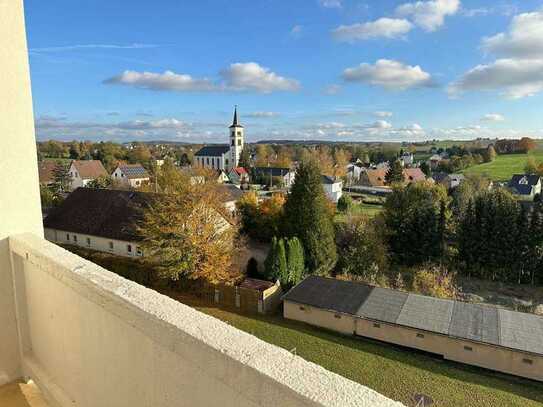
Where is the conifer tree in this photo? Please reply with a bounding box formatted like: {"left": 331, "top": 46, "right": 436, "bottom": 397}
{"left": 385, "top": 160, "right": 404, "bottom": 185}
{"left": 283, "top": 159, "right": 337, "bottom": 274}
{"left": 286, "top": 237, "right": 305, "bottom": 285}
{"left": 264, "top": 237, "right": 287, "bottom": 283}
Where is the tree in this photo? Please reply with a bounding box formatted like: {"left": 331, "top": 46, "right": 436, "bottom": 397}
{"left": 238, "top": 146, "right": 251, "bottom": 169}
{"left": 333, "top": 148, "right": 350, "bottom": 177}
{"left": 525, "top": 157, "right": 538, "bottom": 174}
{"left": 86, "top": 175, "right": 112, "bottom": 189}
{"left": 264, "top": 237, "right": 287, "bottom": 284}
{"left": 283, "top": 159, "right": 337, "bottom": 274}
{"left": 69, "top": 141, "right": 81, "bottom": 159}
{"left": 337, "top": 194, "right": 353, "bottom": 212}
{"left": 518, "top": 137, "right": 537, "bottom": 153}
{"left": 286, "top": 237, "right": 305, "bottom": 285}
{"left": 420, "top": 161, "right": 431, "bottom": 176}
{"left": 236, "top": 191, "right": 285, "bottom": 242}
{"left": 385, "top": 160, "right": 404, "bottom": 185}
{"left": 335, "top": 215, "right": 388, "bottom": 281}
{"left": 383, "top": 181, "right": 450, "bottom": 266}
{"left": 137, "top": 177, "right": 240, "bottom": 284}
{"left": 52, "top": 161, "right": 71, "bottom": 192}
{"left": 483, "top": 145, "right": 497, "bottom": 163}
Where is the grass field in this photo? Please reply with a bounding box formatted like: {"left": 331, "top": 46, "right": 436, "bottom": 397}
{"left": 462, "top": 151, "right": 543, "bottom": 182}
{"left": 188, "top": 300, "right": 543, "bottom": 407}
{"left": 335, "top": 202, "right": 384, "bottom": 223}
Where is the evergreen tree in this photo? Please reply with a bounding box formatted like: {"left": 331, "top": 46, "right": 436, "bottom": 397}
{"left": 264, "top": 237, "right": 287, "bottom": 283}
{"left": 385, "top": 160, "right": 404, "bottom": 185}
{"left": 238, "top": 147, "right": 251, "bottom": 170}
{"left": 283, "top": 159, "right": 337, "bottom": 274}
{"left": 286, "top": 237, "right": 305, "bottom": 285}
{"left": 420, "top": 161, "right": 431, "bottom": 176}
{"left": 337, "top": 194, "right": 353, "bottom": 212}
{"left": 52, "top": 161, "right": 71, "bottom": 192}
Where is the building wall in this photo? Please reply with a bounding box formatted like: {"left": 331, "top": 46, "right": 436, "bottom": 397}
{"left": 323, "top": 183, "right": 343, "bottom": 203}
{"left": 0, "top": 0, "right": 44, "bottom": 386}
{"left": 284, "top": 302, "right": 355, "bottom": 335}
{"left": 284, "top": 301, "right": 543, "bottom": 382}
{"left": 195, "top": 155, "right": 226, "bottom": 171}
{"left": 44, "top": 228, "right": 143, "bottom": 258}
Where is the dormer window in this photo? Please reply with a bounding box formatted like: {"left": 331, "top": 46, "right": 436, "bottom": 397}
{"left": 519, "top": 176, "right": 529, "bottom": 185}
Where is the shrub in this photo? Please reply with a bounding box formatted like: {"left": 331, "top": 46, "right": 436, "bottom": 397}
{"left": 411, "top": 264, "right": 456, "bottom": 299}
{"left": 337, "top": 195, "right": 353, "bottom": 212}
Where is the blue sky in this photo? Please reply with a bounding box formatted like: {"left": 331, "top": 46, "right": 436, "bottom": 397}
{"left": 26, "top": 0, "right": 543, "bottom": 143}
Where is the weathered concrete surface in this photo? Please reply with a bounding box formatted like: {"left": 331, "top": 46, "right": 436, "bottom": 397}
{"left": 0, "top": 381, "right": 49, "bottom": 407}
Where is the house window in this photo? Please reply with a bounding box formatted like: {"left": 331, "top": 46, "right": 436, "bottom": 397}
{"left": 373, "top": 323, "right": 381, "bottom": 328}
{"left": 237, "top": 139, "right": 241, "bottom": 146}
{"left": 127, "top": 244, "right": 132, "bottom": 253}
{"left": 66, "top": 233, "right": 70, "bottom": 241}
{"left": 86, "top": 237, "right": 91, "bottom": 246}
{"left": 109, "top": 241, "right": 114, "bottom": 250}
{"left": 225, "top": 159, "right": 229, "bottom": 166}
{"left": 464, "top": 345, "right": 473, "bottom": 352}
{"left": 73, "top": 235, "right": 77, "bottom": 242}
{"left": 523, "top": 358, "right": 533, "bottom": 365}
{"left": 299, "top": 306, "right": 305, "bottom": 311}
{"left": 206, "top": 158, "right": 209, "bottom": 165}
{"left": 136, "top": 246, "right": 143, "bottom": 256}
{"left": 334, "top": 314, "right": 341, "bottom": 319}
{"left": 416, "top": 333, "right": 425, "bottom": 338}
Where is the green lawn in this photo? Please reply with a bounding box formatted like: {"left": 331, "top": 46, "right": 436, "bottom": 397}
{"left": 335, "top": 201, "right": 384, "bottom": 224}
{"left": 193, "top": 304, "right": 543, "bottom": 407}
{"left": 462, "top": 152, "right": 543, "bottom": 182}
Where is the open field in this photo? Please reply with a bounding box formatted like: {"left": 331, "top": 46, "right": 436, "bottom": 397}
{"left": 335, "top": 202, "right": 384, "bottom": 223}
{"left": 462, "top": 151, "right": 543, "bottom": 182}
{"left": 175, "top": 295, "right": 543, "bottom": 407}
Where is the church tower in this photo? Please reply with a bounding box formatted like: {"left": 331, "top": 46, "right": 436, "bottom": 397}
{"left": 228, "top": 106, "right": 244, "bottom": 169}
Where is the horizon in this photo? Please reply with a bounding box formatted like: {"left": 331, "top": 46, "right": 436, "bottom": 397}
{"left": 27, "top": 0, "right": 543, "bottom": 143}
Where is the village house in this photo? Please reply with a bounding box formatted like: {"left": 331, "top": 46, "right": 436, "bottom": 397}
{"left": 321, "top": 175, "right": 343, "bottom": 203}
{"left": 228, "top": 166, "right": 250, "bottom": 185}
{"left": 508, "top": 174, "right": 542, "bottom": 201}
{"left": 283, "top": 276, "right": 543, "bottom": 382}
{"left": 37, "top": 160, "right": 58, "bottom": 186}
{"left": 194, "top": 107, "right": 244, "bottom": 171}
{"left": 428, "top": 154, "right": 443, "bottom": 170}
{"left": 69, "top": 160, "right": 108, "bottom": 189}
{"left": 346, "top": 160, "right": 365, "bottom": 184}
{"left": 112, "top": 163, "right": 150, "bottom": 188}
{"left": 400, "top": 152, "right": 414, "bottom": 167}
{"left": 403, "top": 168, "right": 426, "bottom": 184}
{"left": 253, "top": 166, "right": 296, "bottom": 189}
{"left": 360, "top": 168, "right": 387, "bottom": 187}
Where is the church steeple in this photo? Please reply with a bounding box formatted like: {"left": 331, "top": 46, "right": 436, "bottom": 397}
{"left": 228, "top": 105, "right": 244, "bottom": 170}
{"left": 229, "top": 105, "right": 243, "bottom": 128}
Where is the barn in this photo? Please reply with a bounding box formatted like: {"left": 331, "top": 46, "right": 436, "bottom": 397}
{"left": 283, "top": 276, "right": 543, "bottom": 382}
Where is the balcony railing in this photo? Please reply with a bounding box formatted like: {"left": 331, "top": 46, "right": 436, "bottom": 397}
{"left": 5, "top": 233, "right": 401, "bottom": 407}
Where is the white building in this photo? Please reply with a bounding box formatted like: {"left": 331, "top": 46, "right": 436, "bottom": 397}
{"left": 400, "top": 152, "right": 414, "bottom": 167}
{"left": 322, "top": 175, "right": 343, "bottom": 203}
{"left": 69, "top": 160, "right": 108, "bottom": 189}
{"left": 195, "top": 107, "right": 244, "bottom": 171}
{"left": 112, "top": 163, "right": 150, "bottom": 188}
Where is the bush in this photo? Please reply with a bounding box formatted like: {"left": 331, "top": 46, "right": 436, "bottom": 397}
{"left": 411, "top": 264, "right": 456, "bottom": 299}
{"left": 337, "top": 195, "right": 353, "bottom": 212}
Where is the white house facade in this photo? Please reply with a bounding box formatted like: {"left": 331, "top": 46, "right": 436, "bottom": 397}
{"left": 195, "top": 107, "right": 244, "bottom": 171}
{"left": 322, "top": 175, "right": 343, "bottom": 203}
{"left": 112, "top": 163, "right": 150, "bottom": 188}
{"left": 68, "top": 160, "right": 108, "bottom": 189}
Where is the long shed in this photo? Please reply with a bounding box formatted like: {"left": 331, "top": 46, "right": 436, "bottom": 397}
{"left": 283, "top": 276, "right": 543, "bottom": 382}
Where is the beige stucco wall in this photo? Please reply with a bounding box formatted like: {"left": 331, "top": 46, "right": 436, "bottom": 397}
{"left": 9, "top": 234, "right": 402, "bottom": 407}
{"left": 0, "top": 0, "right": 43, "bottom": 386}
{"left": 44, "top": 228, "right": 142, "bottom": 258}
{"left": 284, "top": 301, "right": 355, "bottom": 335}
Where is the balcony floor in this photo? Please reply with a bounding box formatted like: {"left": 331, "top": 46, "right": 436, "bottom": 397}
{"left": 0, "top": 380, "right": 49, "bottom": 407}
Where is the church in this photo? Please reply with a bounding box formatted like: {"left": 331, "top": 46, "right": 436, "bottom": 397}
{"left": 194, "top": 107, "right": 244, "bottom": 171}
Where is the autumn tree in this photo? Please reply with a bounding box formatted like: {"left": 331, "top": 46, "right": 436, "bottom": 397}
{"left": 525, "top": 157, "right": 538, "bottom": 174}
{"left": 52, "top": 161, "right": 71, "bottom": 192}
{"left": 283, "top": 159, "right": 337, "bottom": 274}
{"left": 483, "top": 145, "right": 497, "bottom": 163}
{"left": 333, "top": 148, "right": 350, "bottom": 177}
{"left": 518, "top": 137, "right": 537, "bottom": 153}
{"left": 238, "top": 146, "right": 252, "bottom": 169}
{"left": 138, "top": 177, "right": 240, "bottom": 284}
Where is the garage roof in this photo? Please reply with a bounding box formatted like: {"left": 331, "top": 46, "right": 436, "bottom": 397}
{"left": 283, "top": 276, "right": 543, "bottom": 356}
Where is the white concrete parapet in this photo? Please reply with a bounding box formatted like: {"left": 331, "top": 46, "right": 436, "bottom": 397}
{"left": 8, "top": 233, "right": 402, "bottom": 407}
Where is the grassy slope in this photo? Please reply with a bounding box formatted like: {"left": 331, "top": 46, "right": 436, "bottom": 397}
{"left": 462, "top": 151, "right": 543, "bottom": 182}
{"left": 193, "top": 304, "right": 543, "bottom": 407}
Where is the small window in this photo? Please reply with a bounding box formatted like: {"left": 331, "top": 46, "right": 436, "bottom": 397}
{"left": 373, "top": 323, "right": 381, "bottom": 328}
{"left": 464, "top": 345, "right": 473, "bottom": 352}
{"left": 237, "top": 131, "right": 242, "bottom": 136}
{"left": 416, "top": 333, "right": 425, "bottom": 338}
{"left": 127, "top": 244, "right": 132, "bottom": 253}
{"left": 334, "top": 314, "right": 341, "bottom": 319}
{"left": 66, "top": 234, "right": 70, "bottom": 241}
{"left": 231, "top": 139, "right": 235, "bottom": 146}
{"left": 109, "top": 241, "right": 114, "bottom": 250}
{"left": 523, "top": 358, "right": 533, "bottom": 365}
{"left": 299, "top": 306, "right": 305, "bottom": 311}
{"left": 73, "top": 235, "right": 77, "bottom": 242}
{"left": 136, "top": 246, "right": 143, "bottom": 256}
{"left": 135, "top": 180, "right": 140, "bottom": 186}
{"left": 237, "top": 139, "right": 242, "bottom": 146}
{"left": 86, "top": 237, "right": 91, "bottom": 246}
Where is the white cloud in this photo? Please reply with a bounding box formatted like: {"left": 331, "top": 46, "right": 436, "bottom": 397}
{"left": 481, "top": 113, "right": 505, "bottom": 122}
{"left": 319, "top": 0, "right": 342, "bottom": 9}
{"left": 370, "top": 120, "right": 393, "bottom": 129}
{"left": 104, "top": 63, "right": 300, "bottom": 94}
{"left": 324, "top": 84, "right": 342, "bottom": 95}
{"left": 342, "top": 59, "right": 433, "bottom": 90}
{"left": 448, "top": 58, "right": 543, "bottom": 99}
{"left": 103, "top": 70, "right": 216, "bottom": 92}
{"left": 332, "top": 18, "right": 413, "bottom": 41}
{"left": 220, "top": 62, "right": 300, "bottom": 93}
{"left": 290, "top": 25, "right": 303, "bottom": 36}
{"left": 482, "top": 11, "right": 543, "bottom": 59}
{"left": 396, "top": 0, "right": 460, "bottom": 31}
{"left": 246, "top": 111, "right": 281, "bottom": 118}
{"left": 374, "top": 111, "right": 393, "bottom": 118}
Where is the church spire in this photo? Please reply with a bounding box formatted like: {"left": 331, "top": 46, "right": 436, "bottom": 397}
{"left": 230, "top": 105, "right": 243, "bottom": 128}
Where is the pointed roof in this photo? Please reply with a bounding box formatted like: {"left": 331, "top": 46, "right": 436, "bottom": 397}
{"left": 229, "top": 106, "right": 243, "bottom": 128}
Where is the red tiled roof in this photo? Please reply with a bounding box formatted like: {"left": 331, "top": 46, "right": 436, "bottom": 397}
{"left": 72, "top": 160, "right": 107, "bottom": 180}
{"left": 403, "top": 168, "right": 426, "bottom": 183}
{"left": 364, "top": 169, "right": 387, "bottom": 187}
{"left": 232, "top": 167, "right": 248, "bottom": 175}
{"left": 37, "top": 160, "right": 58, "bottom": 184}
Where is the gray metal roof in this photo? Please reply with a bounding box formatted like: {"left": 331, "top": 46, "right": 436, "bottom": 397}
{"left": 284, "top": 276, "right": 543, "bottom": 356}
{"left": 195, "top": 145, "right": 230, "bottom": 157}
